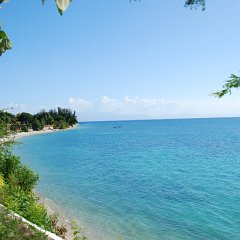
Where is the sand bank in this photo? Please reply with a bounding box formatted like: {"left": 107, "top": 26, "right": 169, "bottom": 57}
{"left": 12, "top": 125, "right": 78, "bottom": 140}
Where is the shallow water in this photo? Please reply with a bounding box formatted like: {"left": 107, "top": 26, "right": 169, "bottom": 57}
{"left": 14, "top": 118, "right": 240, "bottom": 240}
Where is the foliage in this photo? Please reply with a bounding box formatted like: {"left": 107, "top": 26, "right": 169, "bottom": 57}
{"left": 0, "top": 1, "right": 12, "bottom": 55}
{"left": 0, "top": 147, "right": 21, "bottom": 180}
{"left": 184, "top": 0, "right": 205, "bottom": 10}
{"left": 16, "top": 113, "right": 33, "bottom": 125}
{"left": 0, "top": 123, "right": 7, "bottom": 138}
{"left": 0, "top": 111, "right": 15, "bottom": 125}
{"left": 0, "top": 174, "right": 5, "bottom": 189}
{"left": 0, "top": 186, "right": 53, "bottom": 231}
{"left": 0, "top": 146, "right": 38, "bottom": 192}
{"left": 0, "top": 107, "right": 78, "bottom": 132}
{"left": 0, "top": 209, "right": 47, "bottom": 240}
{"left": 10, "top": 165, "right": 39, "bottom": 192}
{"left": 21, "top": 125, "right": 29, "bottom": 132}
{"left": 0, "top": 184, "right": 70, "bottom": 237}
{"left": 212, "top": 74, "right": 240, "bottom": 98}
{"left": 0, "top": 124, "right": 69, "bottom": 239}
{"left": 49, "top": 107, "right": 78, "bottom": 127}
{"left": 0, "top": 144, "right": 52, "bottom": 231}
{"left": 53, "top": 120, "right": 69, "bottom": 129}
{"left": 35, "top": 111, "right": 54, "bottom": 125}
{"left": 71, "top": 220, "right": 87, "bottom": 240}
{"left": 32, "top": 118, "right": 44, "bottom": 131}
{"left": 43, "top": 0, "right": 73, "bottom": 15}
{"left": 0, "top": 29, "right": 12, "bottom": 56}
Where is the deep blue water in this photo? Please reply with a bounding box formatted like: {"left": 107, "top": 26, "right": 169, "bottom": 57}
{"left": 14, "top": 118, "right": 240, "bottom": 240}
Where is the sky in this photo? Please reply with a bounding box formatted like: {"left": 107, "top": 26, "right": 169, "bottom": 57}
{"left": 1, "top": 0, "right": 240, "bottom": 121}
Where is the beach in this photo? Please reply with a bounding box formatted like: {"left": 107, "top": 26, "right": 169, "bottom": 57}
{"left": 13, "top": 125, "right": 78, "bottom": 140}
{"left": 38, "top": 195, "right": 74, "bottom": 240}
{"left": 13, "top": 125, "right": 80, "bottom": 240}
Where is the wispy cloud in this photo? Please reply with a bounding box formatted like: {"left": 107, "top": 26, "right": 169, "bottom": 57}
{"left": 69, "top": 96, "right": 240, "bottom": 120}
{"left": 69, "top": 97, "right": 93, "bottom": 110}
{"left": 7, "top": 103, "right": 27, "bottom": 113}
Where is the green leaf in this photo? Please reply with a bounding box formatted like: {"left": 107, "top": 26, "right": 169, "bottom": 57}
{"left": 0, "top": 31, "right": 7, "bottom": 39}
{"left": 212, "top": 74, "right": 240, "bottom": 98}
{"left": 57, "top": 6, "right": 63, "bottom": 16}
{"left": 5, "top": 39, "right": 12, "bottom": 49}
{"left": 55, "top": 0, "right": 72, "bottom": 12}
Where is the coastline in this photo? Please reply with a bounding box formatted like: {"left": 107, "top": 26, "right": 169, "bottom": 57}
{"left": 37, "top": 195, "right": 74, "bottom": 240}
{"left": 13, "top": 124, "right": 78, "bottom": 140}
{"left": 14, "top": 124, "right": 81, "bottom": 240}
{"left": 37, "top": 194, "right": 96, "bottom": 240}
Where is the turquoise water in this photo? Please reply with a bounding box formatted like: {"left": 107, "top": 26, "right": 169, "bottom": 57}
{"left": 14, "top": 118, "right": 240, "bottom": 240}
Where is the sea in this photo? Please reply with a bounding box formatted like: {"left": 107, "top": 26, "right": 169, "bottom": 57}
{"left": 14, "top": 118, "right": 240, "bottom": 240}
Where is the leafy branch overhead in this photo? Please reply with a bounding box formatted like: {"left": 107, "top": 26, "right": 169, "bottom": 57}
{"left": 212, "top": 74, "right": 240, "bottom": 98}
{"left": 184, "top": 0, "right": 206, "bottom": 10}
{"left": 42, "top": 0, "right": 72, "bottom": 15}
{"left": 0, "top": 30, "right": 11, "bottom": 56}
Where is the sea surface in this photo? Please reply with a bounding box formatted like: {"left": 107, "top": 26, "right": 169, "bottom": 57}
{"left": 14, "top": 118, "right": 240, "bottom": 240}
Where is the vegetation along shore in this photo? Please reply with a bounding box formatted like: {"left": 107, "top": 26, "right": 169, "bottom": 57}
{"left": 0, "top": 108, "right": 87, "bottom": 240}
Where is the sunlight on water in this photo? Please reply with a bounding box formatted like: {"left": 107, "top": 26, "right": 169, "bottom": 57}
{"left": 14, "top": 118, "right": 240, "bottom": 240}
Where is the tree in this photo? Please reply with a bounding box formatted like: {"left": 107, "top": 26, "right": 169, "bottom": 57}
{"left": 32, "top": 119, "right": 44, "bottom": 131}
{"left": 0, "top": 111, "right": 15, "bottom": 125}
{"left": 16, "top": 112, "right": 33, "bottom": 125}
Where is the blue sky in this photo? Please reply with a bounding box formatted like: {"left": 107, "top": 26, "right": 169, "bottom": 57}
{"left": 1, "top": 0, "right": 240, "bottom": 121}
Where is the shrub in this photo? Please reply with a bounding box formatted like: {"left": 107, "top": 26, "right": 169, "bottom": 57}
{"left": 0, "top": 124, "right": 70, "bottom": 239}
{"left": 21, "top": 125, "right": 29, "bottom": 132}
{"left": 0, "top": 185, "right": 54, "bottom": 232}
{"left": 32, "top": 119, "right": 44, "bottom": 131}
{"left": 71, "top": 220, "right": 87, "bottom": 240}
{"left": 0, "top": 149, "right": 38, "bottom": 192}
{"left": 9, "top": 165, "right": 39, "bottom": 192}
{"left": 53, "top": 120, "right": 69, "bottom": 129}
{"left": 0, "top": 149, "right": 20, "bottom": 180}
{"left": 0, "top": 174, "right": 5, "bottom": 189}
{"left": 0, "top": 209, "right": 47, "bottom": 240}
{"left": 59, "top": 121, "right": 69, "bottom": 129}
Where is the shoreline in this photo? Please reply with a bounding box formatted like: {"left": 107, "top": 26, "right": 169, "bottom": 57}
{"left": 37, "top": 194, "right": 96, "bottom": 240}
{"left": 14, "top": 124, "right": 81, "bottom": 240}
{"left": 37, "top": 194, "right": 74, "bottom": 240}
{"left": 12, "top": 124, "right": 78, "bottom": 140}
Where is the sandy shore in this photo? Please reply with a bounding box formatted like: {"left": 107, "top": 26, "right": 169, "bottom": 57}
{"left": 12, "top": 125, "right": 78, "bottom": 140}
{"left": 13, "top": 124, "right": 80, "bottom": 240}
{"left": 37, "top": 196, "right": 74, "bottom": 240}
{"left": 38, "top": 196, "right": 94, "bottom": 240}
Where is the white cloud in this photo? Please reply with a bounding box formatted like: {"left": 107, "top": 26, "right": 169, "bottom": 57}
{"left": 69, "top": 97, "right": 93, "bottom": 111}
{"left": 68, "top": 96, "right": 240, "bottom": 120}
{"left": 7, "top": 103, "right": 27, "bottom": 112}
